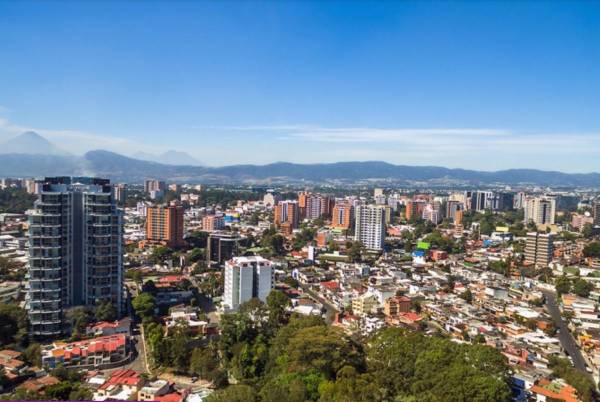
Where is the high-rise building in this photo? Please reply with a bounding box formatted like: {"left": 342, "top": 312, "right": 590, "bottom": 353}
{"left": 525, "top": 232, "right": 554, "bottom": 267}
{"left": 298, "top": 192, "right": 331, "bottom": 220}
{"left": 374, "top": 194, "right": 387, "bottom": 205}
{"left": 468, "top": 191, "right": 495, "bottom": 212}
{"left": 387, "top": 194, "right": 401, "bottom": 211}
{"left": 206, "top": 231, "right": 241, "bottom": 265}
{"left": 331, "top": 200, "right": 354, "bottom": 229}
{"left": 144, "top": 179, "right": 166, "bottom": 194}
{"left": 446, "top": 200, "right": 464, "bottom": 223}
{"left": 274, "top": 200, "right": 299, "bottom": 229}
{"left": 27, "top": 177, "right": 123, "bottom": 337}
{"left": 223, "top": 256, "right": 273, "bottom": 311}
{"left": 373, "top": 188, "right": 384, "bottom": 198}
{"left": 405, "top": 200, "right": 426, "bottom": 221}
{"left": 524, "top": 196, "right": 556, "bottom": 226}
{"left": 514, "top": 192, "right": 527, "bottom": 209}
{"left": 146, "top": 205, "right": 185, "bottom": 247}
{"left": 202, "top": 214, "right": 225, "bottom": 231}
{"left": 355, "top": 205, "right": 386, "bottom": 251}
{"left": 422, "top": 204, "right": 440, "bottom": 224}
{"left": 113, "top": 183, "right": 128, "bottom": 204}
{"left": 593, "top": 201, "right": 600, "bottom": 226}
{"left": 493, "top": 192, "right": 514, "bottom": 211}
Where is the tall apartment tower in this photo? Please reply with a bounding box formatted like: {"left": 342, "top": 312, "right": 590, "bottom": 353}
{"left": 593, "top": 201, "right": 600, "bottom": 226}
{"left": 405, "top": 200, "right": 426, "bottom": 221}
{"left": 298, "top": 192, "right": 331, "bottom": 220}
{"left": 524, "top": 232, "right": 554, "bottom": 267}
{"left": 27, "top": 177, "right": 123, "bottom": 338}
{"left": 446, "top": 200, "right": 464, "bottom": 223}
{"left": 331, "top": 200, "right": 354, "bottom": 229}
{"left": 223, "top": 256, "right": 273, "bottom": 311}
{"left": 468, "top": 190, "right": 495, "bottom": 212}
{"left": 144, "top": 179, "right": 166, "bottom": 193}
{"left": 113, "top": 183, "right": 128, "bottom": 204}
{"left": 524, "top": 196, "right": 556, "bottom": 226}
{"left": 354, "top": 205, "right": 386, "bottom": 251}
{"left": 146, "top": 205, "right": 185, "bottom": 247}
{"left": 274, "top": 200, "right": 299, "bottom": 229}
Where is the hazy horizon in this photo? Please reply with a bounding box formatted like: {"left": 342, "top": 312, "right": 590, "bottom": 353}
{"left": 1, "top": 2, "right": 599, "bottom": 172}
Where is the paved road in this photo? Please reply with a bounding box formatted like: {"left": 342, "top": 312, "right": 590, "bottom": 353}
{"left": 542, "top": 290, "right": 588, "bottom": 372}
{"left": 301, "top": 285, "right": 338, "bottom": 324}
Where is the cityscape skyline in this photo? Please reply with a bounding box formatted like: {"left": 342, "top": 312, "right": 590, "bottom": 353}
{"left": 1, "top": 2, "right": 599, "bottom": 171}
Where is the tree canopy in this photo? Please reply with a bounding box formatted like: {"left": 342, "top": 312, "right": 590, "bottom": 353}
{"left": 205, "top": 299, "right": 512, "bottom": 402}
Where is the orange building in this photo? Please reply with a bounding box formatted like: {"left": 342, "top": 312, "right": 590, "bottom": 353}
{"left": 298, "top": 192, "right": 332, "bottom": 220}
{"left": 274, "top": 200, "right": 299, "bottom": 230}
{"left": 331, "top": 201, "right": 353, "bottom": 229}
{"left": 454, "top": 209, "right": 464, "bottom": 225}
{"left": 405, "top": 200, "right": 426, "bottom": 221}
{"left": 202, "top": 215, "right": 225, "bottom": 231}
{"left": 530, "top": 378, "right": 581, "bottom": 402}
{"left": 384, "top": 296, "right": 411, "bottom": 317}
{"left": 146, "top": 205, "right": 185, "bottom": 247}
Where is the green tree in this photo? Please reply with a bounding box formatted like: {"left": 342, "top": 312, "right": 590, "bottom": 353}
{"left": 266, "top": 290, "right": 291, "bottom": 329}
{"left": 582, "top": 223, "right": 595, "bottom": 240}
{"left": 22, "top": 342, "right": 41, "bottom": 366}
{"left": 132, "top": 292, "right": 156, "bottom": 319}
{"left": 572, "top": 279, "right": 594, "bottom": 298}
{"left": 150, "top": 246, "right": 174, "bottom": 264}
{"left": 583, "top": 241, "right": 600, "bottom": 257}
{"left": 367, "top": 328, "right": 510, "bottom": 402}
{"left": 188, "top": 248, "right": 205, "bottom": 263}
{"left": 45, "top": 381, "right": 76, "bottom": 400}
{"left": 262, "top": 231, "right": 286, "bottom": 256}
{"left": 555, "top": 275, "right": 572, "bottom": 296}
{"left": 190, "top": 343, "right": 226, "bottom": 386}
{"left": 95, "top": 300, "right": 118, "bottom": 322}
{"left": 0, "top": 303, "right": 28, "bottom": 347}
{"left": 489, "top": 260, "right": 510, "bottom": 276}
{"left": 170, "top": 321, "right": 192, "bottom": 373}
{"left": 347, "top": 241, "right": 364, "bottom": 263}
{"left": 204, "top": 384, "right": 258, "bottom": 402}
{"left": 460, "top": 289, "right": 473, "bottom": 304}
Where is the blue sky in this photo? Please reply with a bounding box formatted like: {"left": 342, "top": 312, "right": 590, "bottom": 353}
{"left": 0, "top": 1, "right": 599, "bottom": 171}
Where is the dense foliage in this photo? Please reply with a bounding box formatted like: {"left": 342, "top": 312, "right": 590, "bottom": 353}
{"left": 0, "top": 302, "right": 28, "bottom": 347}
{"left": 583, "top": 241, "right": 600, "bottom": 258}
{"left": 203, "top": 296, "right": 512, "bottom": 402}
{"left": 0, "top": 188, "right": 36, "bottom": 213}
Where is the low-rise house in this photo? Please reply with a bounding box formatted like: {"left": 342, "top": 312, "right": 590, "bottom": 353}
{"left": 93, "top": 369, "right": 144, "bottom": 401}
{"left": 86, "top": 317, "right": 132, "bottom": 337}
{"left": 529, "top": 378, "right": 581, "bottom": 402}
{"left": 17, "top": 375, "right": 60, "bottom": 393}
{"left": 138, "top": 379, "right": 172, "bottom": 401}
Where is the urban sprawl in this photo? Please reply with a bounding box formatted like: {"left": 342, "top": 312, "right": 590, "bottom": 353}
{"left": 2, "top": 177, "right": 600, "bottom": 401}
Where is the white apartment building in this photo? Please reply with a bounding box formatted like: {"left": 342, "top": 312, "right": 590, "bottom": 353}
{"left": 524, "top": 196, "right": 556, "bottom": 225}
{"left": 223, "top": 256, "right": 273, "bottom": 311}
{"left": 354, "top": 205, "right": 386, "bottom": 251}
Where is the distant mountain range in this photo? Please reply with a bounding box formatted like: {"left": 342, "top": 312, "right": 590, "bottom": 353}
{"left": 1, "top": 131, "right": 599, "bottom": 187}
{"left": 132, "top": 150, "right": 203, "bottom": 166}
{"left": 0, "top": 131, "right": 70, "bottom": 156}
